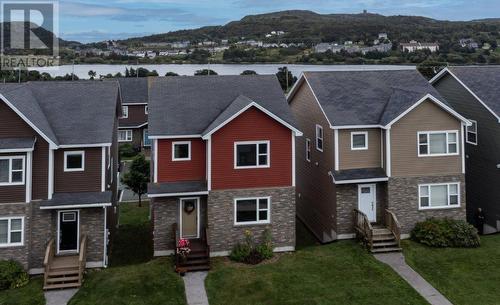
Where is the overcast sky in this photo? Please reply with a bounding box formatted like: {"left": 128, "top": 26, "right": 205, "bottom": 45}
{"left": 54, "top": 0, "right": 499, "bottom": 43}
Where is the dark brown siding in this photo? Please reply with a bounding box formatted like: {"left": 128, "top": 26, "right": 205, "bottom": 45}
{"left": 54, "top": 148, "right": 102, "bottom": 193}
{"left": 119, "top": 104, "right": 147, "bottom": 126}
{"left": 0, "top": 152, "right": 26, "bottom": 203}
{"left": 0, "top": 101, "right": 49, "bottom": 202}
{"left": 289, "top": 80, "right": 337, "bottom": 242}
{"left": 434, "top": 74, "right": 500, "bottom": 226}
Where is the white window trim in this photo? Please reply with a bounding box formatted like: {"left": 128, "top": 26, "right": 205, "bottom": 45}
{"left": 0, "top": 217, "right": 24, "bottom": 247}
{"left": 234, "top": 140, "right": 270, "bottom": 169}
{"left": 143, "top": 129, "right": 151, "bottom": 147}
{"left": 178, "top": 197, "right": 200, "bottom": 239}
{"left": 315, "top": 124, "right": 323, "bottom": 152}
{"left": 466, "top": 119, "right": 478, "bottom": 145}
{"left": 351, "top": 131, "right": 369, "bottom": 150}
{"left": 417, "top": 130, "right": 460, "bottom": 157}
{"left": 57, "top": 210, "right": 80, "bottom": 254}
{"left": 0, "top": 156, "right": 25, "bottom": 186}
{"left": 145, "top": 105, "right": 148, "bottom": 115}
{"left": 172, "top": 141, "right": 191, "bottom": 161}
{"left": 418, "top": 182, "right": 460, "bottom": 210}
{"left": 234, "top": 196, "right": 271, "bottom": 225}
{"left": 305, "top": 138, "right": 311, "bottom": 162}
{"left": 118, "top": 130, "right": 133, "bottom": 142}
{"left": 121, "top": 106, "right": 129, "bottom": 119}
{"left": 64, "top": 151, "right": 85, "bottom": 172}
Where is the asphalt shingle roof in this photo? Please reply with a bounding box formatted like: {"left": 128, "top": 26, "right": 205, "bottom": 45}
{"left": 332, "top": 167, "right": 387, "bottom": 182}
{"left": 448, "top": 66, "right": 500, "bottom": 118}
{"left": 148, "top": 181, "right": 207, "bottom": 195}
{"left": 302, "top": 70, "right": 447, "bottom": 126}
{"left": 148, "top": 75, "right": 298, "bottom": 136}
{"left": 40, "top": 191, "right": 112, "bottom": 208}
{"left": 114, "top": 78, "right": 149, "bottom": 104}
{"left": 0, "top": 81, "right": 120, "bottom": 146}
{"left": 0, "top": 137, "right": 36, "bottom": 150}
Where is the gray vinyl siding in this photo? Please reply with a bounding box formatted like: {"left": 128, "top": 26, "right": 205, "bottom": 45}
{"left": 433, "top": 74, "right": 500, "bottom": 227}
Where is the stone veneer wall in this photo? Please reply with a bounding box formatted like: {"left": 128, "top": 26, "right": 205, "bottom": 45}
{"left": 336, "top": 182, "right": 388, "bottom": 236}
{"left": 207, "top": 187, "right": 295, "bottom": 253}
{"left": 387, "top": 174, "right": 466, "bottom": 234}
{"left": 0, "top": 203, "right": 30, "bottom": 269}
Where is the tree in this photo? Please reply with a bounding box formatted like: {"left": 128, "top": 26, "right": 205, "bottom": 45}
{"left": 241, "top": 70, "right": 257, "bottom": 75}
{"left": 121, "top": 154, "right": 150, "bottom": 207}
{"left": 194, "top": 69, "right": 218, "bottom": 76}
{"left": 276, "top": 67, "right": 297, "bottom": 92}
{"left": 165, "top": 71, "right": 179, "bottom": 76}
{"left": 88, "top": 70, "right": 96, "bottom": 80}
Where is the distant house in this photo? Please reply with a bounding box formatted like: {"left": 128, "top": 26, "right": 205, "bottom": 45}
{"left": 314, "top": 43, "right": 342, "bottom": 53}
{"left": 400, "top": 40, "right": 439, "bottom": 52}
{"left": 378, "top": 33, "right": 388, "bottom": 40}
{"left": 146, "top": 51, "right": 157, "bottom": 59}
{"left": 459, "top": 38, "right": 479, "bottom": 49}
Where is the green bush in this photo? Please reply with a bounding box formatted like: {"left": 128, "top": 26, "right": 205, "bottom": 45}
{"left": 119, "top": 143, "right": 137, "bottom": 158}
{"left": 411, "top": 218, "right": 480, "bottom": 248}
{"left": 0, "top": 260, "right": 29, "bottom": 290}
{"left": 229, "top": 229, "right": 274, "bottom": 264}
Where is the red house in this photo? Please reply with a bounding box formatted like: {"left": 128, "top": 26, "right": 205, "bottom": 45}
{"left": 147, "top": 75, "right": 301, "bottom": 269}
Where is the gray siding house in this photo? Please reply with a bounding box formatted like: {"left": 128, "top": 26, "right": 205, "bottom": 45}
{"left": 431, "top": 66, "right": 500, "bottom": 232}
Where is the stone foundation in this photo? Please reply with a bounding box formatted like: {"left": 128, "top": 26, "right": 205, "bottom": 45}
{"left": 387, "top": 175, "right": 466, "bottom": 234}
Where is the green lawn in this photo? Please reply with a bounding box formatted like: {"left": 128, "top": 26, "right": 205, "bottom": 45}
{"left": 0, "top": 277, "right": 45, "bottom": 305}
{"left": 403, "top": 234, "right": 500, "bottom": 305}
{"left": 206, "top": 240, "right": 428, "bottom": 305}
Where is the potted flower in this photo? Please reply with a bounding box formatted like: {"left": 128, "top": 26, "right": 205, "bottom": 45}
{"left": 176, "top": 238, "right": 191, "bottom": 264}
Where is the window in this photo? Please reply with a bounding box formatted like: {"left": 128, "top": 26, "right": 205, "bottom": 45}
{"left": 418, "top": 131, "right": 459, "bottom": 156}
{"left": 234, "top": 141, "right": 269, "bottom": 168}
{"left": 234, "top": 197, "right": 270, "bottom": 225}
{"left": 419, "top": 183, "right": 460, "bottom": 209}
{"left": 121, "top": 106, "right": 129, "bottom": 118}
{"left": 351, "top": 131, "right": 368, "bottom": 150}
{"left": 64, "top": 151, "right": 85, "bottom": 172}
{"left": 0, "top": 217, "right": 24, "bottom": 247}
{"left": 0, "top": 156, "right": 25, "bottom": 186}
{"left": 118, "top": 130, "right": 133, "bottom": 142}
{"left": 172, "top": 141, "right": 191, "bottom": 161}
{"left": 315, "top": 125, "right": 323, "bottom": 151}
{"left": 145, "top": 105, "right": 148, "bottom": 115}
{"left": 143, "top": 129, "right": 151, "bottom": 147}
{"left": 466, "top": 120, "right": 477, "bottom": 145}
{"left": 305, "top": 138, "right": 311, "bottom": 162}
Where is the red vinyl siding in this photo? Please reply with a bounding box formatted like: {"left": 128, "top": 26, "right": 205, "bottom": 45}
{"left": 211, "top": 107, "right": 292, "bottom": 189}
{"left": 157, "top": 138, "right": 206, "bottom": 182}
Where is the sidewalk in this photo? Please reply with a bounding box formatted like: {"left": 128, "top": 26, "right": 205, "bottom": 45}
{"left": 183, "top": 272, "right": 209, "bottom": 305}
{"left": 374, "top": 252, "right": 453, "bottom": 305}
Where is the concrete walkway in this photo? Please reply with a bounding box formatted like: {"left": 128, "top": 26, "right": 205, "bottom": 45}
{"left": 183, "top": 272, "right": 209, "bottom": 305}
{"left": 374, "top": 252, "right": 453, "bottom": 305}
{"left": 44, "top": 289, "right": 79, "bottom": 305}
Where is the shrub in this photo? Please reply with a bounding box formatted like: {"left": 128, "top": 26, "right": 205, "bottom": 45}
{"left": 119, "top": 143, "right": 137, "bottom": 158}
{"left": 0, "top": 260, "right": 29, "bottom": 290}
{"left": 411, "top": 218, "right": 480, "bottom": 248}
{"left": 229, "top": 229, "right": 274, "bottom": 264}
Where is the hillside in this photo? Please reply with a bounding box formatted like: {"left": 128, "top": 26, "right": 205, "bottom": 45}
{"left": 1, "top": 22, "right": 80, "bottom": 49}
{"left": 120, "top": 10, "right": 500, "bottom": 45}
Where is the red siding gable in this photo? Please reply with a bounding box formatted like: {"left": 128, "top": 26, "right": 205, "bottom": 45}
{"left": 211, "top": 107, "right": 292, "bottom": 189}
{"left": 157, "top": 138, "right": 206, "bottom": 182}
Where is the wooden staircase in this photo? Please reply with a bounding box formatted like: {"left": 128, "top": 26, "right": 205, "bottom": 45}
{"left": 43, "top": 235, "right": 87, "bottom": 290}
{"left": 173, "top": 224, "right": 210, "bottom": 272}
{"left": 354, "top": 209, "right": 402, "bottom": 253}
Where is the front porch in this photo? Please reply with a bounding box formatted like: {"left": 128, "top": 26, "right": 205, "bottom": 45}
{"left": 172, "top": 223, "right": 210, "bottom": 272}
{"left": 354, "top": 208, "right": 402, "bottom": 253}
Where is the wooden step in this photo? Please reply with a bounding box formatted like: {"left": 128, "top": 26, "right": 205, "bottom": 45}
{"left": 373, "top": 235, "right": 396, "bottom": 241}
{"left": 184, "top": 265, "right": 210, "bottom": 272}
{"left": 371, "top": 247, "right": 402, "bottom": 253}
{"left": 48, "top": 269, "right": 79, "bottom": 277}
{"left": 43, "top": 282, "right": 81, "bottom": 290}
{"left": 372, "top": 241, "right": 398, "bottom": 247}
{"left": 372, "top": 228, "right": 392, "bottom": 235}
{"left": 46, "top": 276, "right": 80, "bottom": 283}
{"left": 188, "top": 252, "right": 209, "bottom": 259}
{"left": 183, "top": 258, "right": 210, "bottom": 266}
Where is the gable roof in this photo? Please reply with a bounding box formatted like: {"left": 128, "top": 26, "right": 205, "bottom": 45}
{"left": 148, "top": 75, "right": 300, "bottom": 137}
{"left": 0, "top": 81, "right": 120, "bottom": 147}
{"left": 289, "top": 70, "right": 467, "bottom": 128}
{"left": 430, "top": 66, "right": 500, "bottom": 122}
{"left": 114, "top": 77, "right": 149, "bottom": 104}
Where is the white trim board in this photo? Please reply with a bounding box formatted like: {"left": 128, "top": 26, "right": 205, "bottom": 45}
{"left": 40, "top": 202, "right": 112, "bottom": 210}
{"left": 147, "top": 191, "right": 209, "bottom": 198}
{"left": 429, "top": 68, "right": 500, "bottom": 123}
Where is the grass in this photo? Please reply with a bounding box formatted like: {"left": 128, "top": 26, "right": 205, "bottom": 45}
{"left": 0, "top": 277, "right": 45, "bottom": 305}
{"left": 68, "top": 258, "right": 186, "bottom": 305}
{"left": 403, "top": 234, "right": 500, "bottom": 305}
{"left": 206, "top": 240, "right": 428, "bottom": 305}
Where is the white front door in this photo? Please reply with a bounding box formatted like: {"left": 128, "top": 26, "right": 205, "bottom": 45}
{"left": 358, "top": 184, "right": 376, "bottom": 222}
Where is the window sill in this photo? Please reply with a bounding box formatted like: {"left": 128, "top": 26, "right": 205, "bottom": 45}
{"left": 419, "top": 205, "right": 461, "bottom": 211}
{"left": 417, "top": 153, "right": 460, "bottom": 157}
{"left": 0, "top": 183, "right": 25, "bottom": 186}
{"left": 234, "top": 221, "right": 271, "bottom": 227}
{"left": 0, "top": 244, "right": 24, "bottom": 248}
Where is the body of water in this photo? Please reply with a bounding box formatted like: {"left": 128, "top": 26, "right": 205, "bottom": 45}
{"left": 30, "top": 63, "right": 416, "bottom": 79}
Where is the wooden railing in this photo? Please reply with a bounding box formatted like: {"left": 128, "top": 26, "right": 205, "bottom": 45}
{"left": 78, "top": 235, "right": 88, "bottom": 285}
{"left": 172, "top": 223, "right": 180, "bottom": 267}
{"left": 353, "top": 209, "right": 373, "bottom": 249}
{"left": 43, "top": 238, "right": 55, "bottom": 285}
{"left": 202, "top": 226, "right": 210, "bottom": 259}
{"left": 385, "top": 209, "right": 401, "bottom": 247}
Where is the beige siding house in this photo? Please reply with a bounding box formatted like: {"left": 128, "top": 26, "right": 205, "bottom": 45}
{"left": 288, "top": 70, "right": 470, "bottom": 250}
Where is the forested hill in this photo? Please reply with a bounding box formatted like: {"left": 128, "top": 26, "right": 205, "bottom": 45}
{"left": 120, "top": 10, "right": 500, "bottom": 46}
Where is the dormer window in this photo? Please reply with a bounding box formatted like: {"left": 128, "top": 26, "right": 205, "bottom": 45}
{"left": 64, "top": 151, "right": 85, "bottom": 172}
